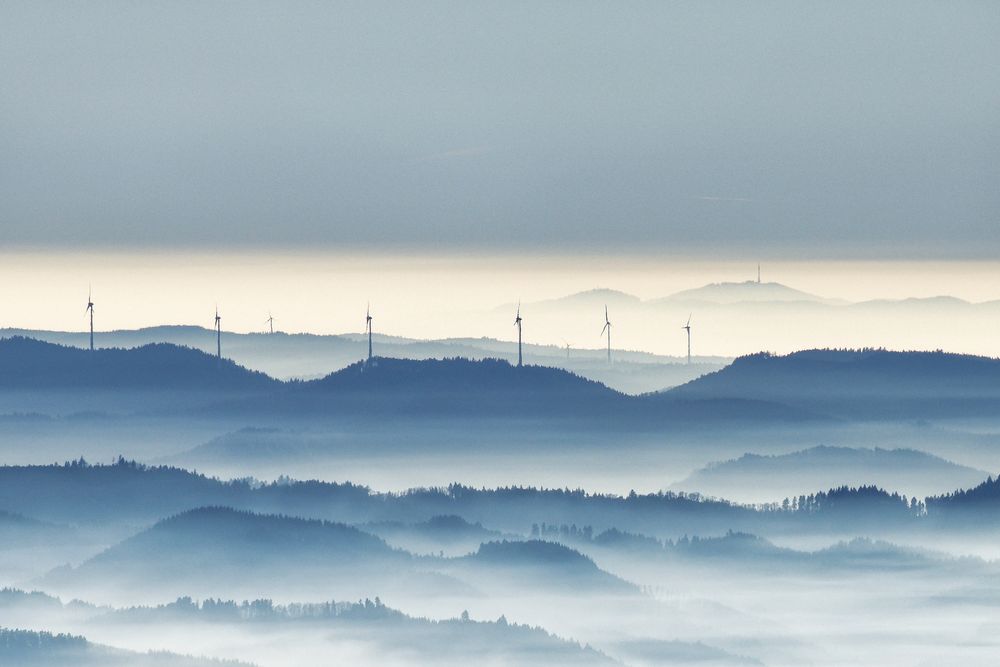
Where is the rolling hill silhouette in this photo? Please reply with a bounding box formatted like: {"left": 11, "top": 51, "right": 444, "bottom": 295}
{"left": 273, "top": 357, "right": 813, "bottom": 423}
{"left": 63, "top": 506, "right": 402, "bottom": 573}
{"left": 671, "top": 446, "right": 989, "bottom": 503}
{"left": 661, "top": 281, "right": 836, "bottom": 304}
{"left": 41, "top": 507, "right": 430, "bottom": 602}
{"left": 668, "top": 349, "right": 1000, "bottom": 418}
{"left": 0, "top": 337, "right": 275, "bottom": 391}
{"left": 2, "top": 326, "right": 714, "bottom": 394}
{"left": 0, "top": 337, "right": 798, "bottom": 423}
{"left": 458, "top": 539, "right": 637, "bottom": 594}
{"left": 292, "top": 357, "right": 625, "bottom": 417}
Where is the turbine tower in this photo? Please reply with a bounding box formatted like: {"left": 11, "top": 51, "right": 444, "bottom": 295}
{"left": 214, "top": 306, "right": 222, "bottom": 360}
{"left": 514, "top": 302, "right": 523, "bottom": 367}
{"left": 600, "top": 306, "right": 612, "bottom": 365}
{"left": 85, "top": 287, "right": 95, "bottom": 351}
{"left": 365, "top": 303, "right": 373, "bottom": 363}
{"left": 682, "top": 314, "right": 692, "bottom": 365}
{"left": 757, "top": 263, "right": 761, "bottom": 284}
{"left": 266, "top": 312, "right": 274, "bottom": 335}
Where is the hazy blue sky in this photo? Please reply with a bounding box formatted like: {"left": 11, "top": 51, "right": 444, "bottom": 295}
{"left": 2, "top": 1, "right": 998, "bottom": 257}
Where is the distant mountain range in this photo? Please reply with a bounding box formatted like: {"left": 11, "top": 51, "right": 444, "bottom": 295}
{"left": 505, "top": 283, "right": 1000, "bottom": 361}
{"left": 658, "top": 281, "right": 842, "bottom": 305}
{"left": 9, "top": 337, "right": 1000, "bottom": 424}
{"left": 533, "top": 283, "right": 1000, "bottom": 309}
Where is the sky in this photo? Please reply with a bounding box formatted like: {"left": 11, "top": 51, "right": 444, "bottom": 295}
{"left": 2, "top": 1, "right": 998, "bottom": 257}
{"left": 3, "top": 251, "right": 1000, "bottom": 359}
{"left": 2, "top": 2, "right": 999, "bottom": 355}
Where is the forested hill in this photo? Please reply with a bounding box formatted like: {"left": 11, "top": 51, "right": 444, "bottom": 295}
{"left": 1, "top": 460, "right": 990, "bottom": 538}
{"left": 0, "top": 337, "right": 815, "bottom": 422}
{"left": 667, "top": 349, "right": 1000, "bottom": 417}
{"left": 0, "top": 336, "right": 276, "bottom": 391}
{"left": 284, "top": 356, "right": 628, "bottom": 417}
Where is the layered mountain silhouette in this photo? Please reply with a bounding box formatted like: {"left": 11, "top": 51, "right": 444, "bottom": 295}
{"left": 7, "top": 460, "right": 982, "bottom": 540}
{"left": 2, "top": 327, "right": 716, "bottom": 394}
{"left": 42, "top": 505, "right": 634, "bottom": 603}
{"left": 0, "top": 337, "right": 811, "bottom": 424}
{"left": 1, "top": 594, "right": 614, "bottom": 667}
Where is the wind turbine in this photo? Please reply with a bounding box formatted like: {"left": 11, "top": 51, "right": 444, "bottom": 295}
{"left": 600, "top": 306, "right": 612, "bottom": 365}
{"left": 562, "top": 339, "right": 572, "bottom": 361}
{"left": 214, "top": 306, "right": 222, "bottom": 359}
{"left": 682, "top": 314, "right": 692, "bottom": 365}
{"left": 514, "top": 302, "right": 523, "bottom": 367}
{"left": 365, "top": 303, "right": 373, "bottom": 363}
{"left": 265, "top": 311, "right": 275, "bottom": 335}
{"left": 85, "top": 287, "right": 95, "bottom": 351}
{"left": 757, "top": 263, "right": 761, "bottom": 284}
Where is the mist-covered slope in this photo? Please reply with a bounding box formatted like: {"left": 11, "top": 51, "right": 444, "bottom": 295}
{"left": 0, "top": 461, "right": 953, "bottom": 542}
{"left": 0, "top": 627, "right": 251, "bottom": 666}
{"left": 458, "top": 539, "right": 637, "bottom": 594}
{"left": 671, "top": 446, "right": 990, "bottom": 503}
{"left": 363, "top": 515, "right": 507, "bottom": 556}
{"left": 49, "top": 506, "right": 403, "bottom": 577}
{"left": 40, "top": 507, "right": 431, "bottom": 602}
{"left": 1, "top": 595, "right": 615, "bottom": 667}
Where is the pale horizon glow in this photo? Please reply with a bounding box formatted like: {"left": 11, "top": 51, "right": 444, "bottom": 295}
{"left": 2, "top": 250, "right": 999, "bottom": 358}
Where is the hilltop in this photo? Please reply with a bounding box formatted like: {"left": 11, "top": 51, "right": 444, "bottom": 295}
{"left": 661, "top": 281, "right": 836, "bottom": 305}
{"left": 0, "top": 337, "right": 275, "bottom": 391}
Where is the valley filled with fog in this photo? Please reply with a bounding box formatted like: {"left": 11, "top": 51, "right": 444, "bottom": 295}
{"left": 2, "top": 320, "right": 1000, "bottom": 666}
